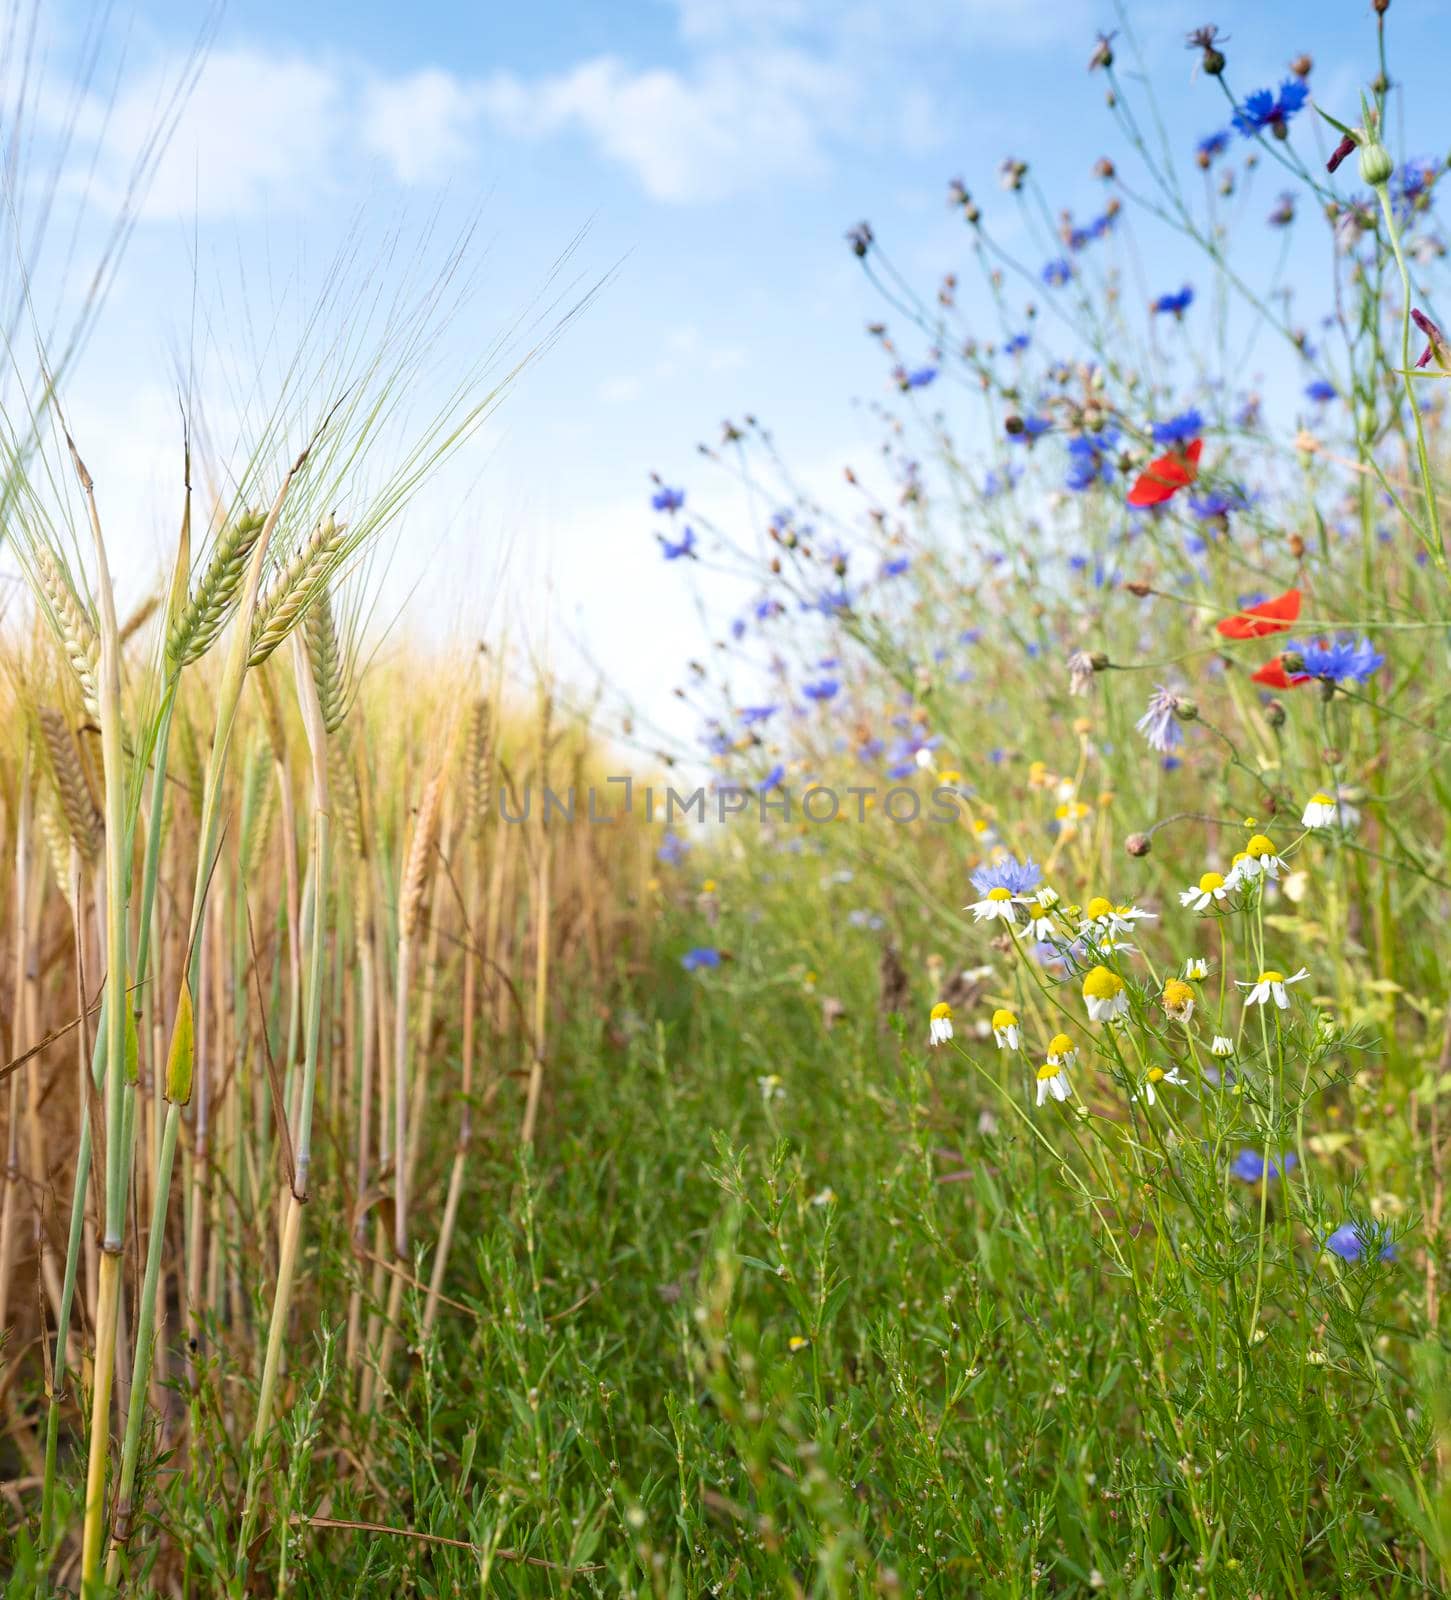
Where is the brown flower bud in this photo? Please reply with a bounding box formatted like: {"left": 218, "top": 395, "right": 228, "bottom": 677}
{"left": 1125, "top": 832, "right": 1152, "bottom": 857}
{"left": 1264, "top": 699, "right": 1287, "bottom": 728}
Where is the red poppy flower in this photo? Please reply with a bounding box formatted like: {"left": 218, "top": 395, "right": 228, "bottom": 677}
{"left": 1215, "top": 587, "right": 1302, "bottom": 640}
{"left": 1126, "top": 439, "right": 1203, "bottom": 507}
{"left": 1251, "top": 656, "right": 1309, "bottom": 690}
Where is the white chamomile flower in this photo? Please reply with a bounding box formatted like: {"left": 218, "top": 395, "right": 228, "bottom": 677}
{"left": 1179, "top": 871, "right": 1228, "bottom": 911}
{"left": 1161, "top": 979, "right": 1195, "bottom": 1024}
{"left": 1082, "top": 965, "right": 1129, "bottom": 1022}
{"left": 1183, "top": 957, "right": 1209, "bottom": 980}
{"left": 1238, "top": 967, "right": 1310, "bottom": 1010}
{"left": 1242, "top": 832, "right": 1287, "bottom": 880}
{"left": 1210, "top": 1035, "right": 1235, "bottom": 1057}
{"left": 1015, "top": 887, "right": 1061, "bottom": 942}
{"left": 1301, "top": 792, "right": 1338, "bottom": 830}
{"left": 1132, "top": 1065, "right": 1187, "bottom": 1106}
{"left": 1045, "top": 1033, "right": 1078, "bottom": 1069}
{"left": 1081, "top": 896, "right": 1156, "bottom": 937}
{"left": 968, "top": 886, "right": 1018, "bottom": 923}
{"left": 758, "top": 1074, "right": 786, "bottom": 1103}
{"left": 1035, "top": 1060, "right": 1072, "bottom": 1106}
{"left": 929, "top": 1002, "right": 954, "bottom": 1046}
{"left": 992, "top": 1008, "right": 1021, "bottom": 1049}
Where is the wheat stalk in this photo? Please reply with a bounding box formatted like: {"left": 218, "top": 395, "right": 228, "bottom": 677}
{"left": 167, "top": 509, "right": 266, "bottom": 668}
{"left": 32, "top": 546, "right": 100, "bottom": 716}
{"left": 248, "top": 517, "right": 347, "bottom": 668}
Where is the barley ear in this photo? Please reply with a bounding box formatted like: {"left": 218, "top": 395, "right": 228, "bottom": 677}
{"left": 32, "top": 545, "right": 101, "bottom": 717}
{"left": 248, "top": 516, "right": 347, "bottom": 668}
{"left": 167, "top": 508, "right": 267, "bottom": 668}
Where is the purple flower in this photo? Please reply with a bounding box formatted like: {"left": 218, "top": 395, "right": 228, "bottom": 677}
{"left": 803, "top": 678, "right": 840, "bottom": 702}
{"left": 1196, "top": 130, "right": 1229, "bottom": 163}
{"left": 657, "top": 831, "right": 689, "bottom": 865}
{"left": 1042, "top": 258, "right": 1073, "bottom": 287}
{"left": 1230, "top": 1148, "right": 1297, "bottom": 1182}
{"left": 1152, "top": 285, "right": 1194, "bottom": 317}
{"left": 905, "top": 365, "right": 938, "bottom": 389}
{"left": 1325, "top": 1222, "right": 1397, "bottom": 1263}
{"left": 1136, "top": 686, "right": 1184, "bottom": 754}
{"left": 1065, "top": 428, "right": 1119, "bottom": 491}
{"left": 1009, "top": 415, "right": 1053, "bottom": 446}
{"left": 1189, "top": 487, "right": 1248, "bottom": 520}
{"left": 659, "top": 526, "right": 697, "bottom": 561}
{"left": 652, "top": 485, "right": 685, "bottom": 513}
{"left": 681, "top": 947, "right": 721, "bottom": 972}
{"left": 1151, "top": 409, "right": 1203, "bottom": 447}
{"left": 970, "top": 853, "right": 1042, "bottom": 896}
{"left": 881, "top": 556, "right": 911, "bottom": 578}
{"left": 739, "top": 704, "right": 778, "bottom": 726}
{"left": 1299, "top": 636, "right": 1385, "bottom": 685}
{"left": 1004, "top": 332, "right": 1030, "bottom": 354}
{"left": 759, "top": 763, "right": 785, "bottom": 794}
{"left": 1233, "top": 80, "right": 1309, "bottom": 138}
{"left": 1305, "top": 380, "right": 1336, "bottom": 404}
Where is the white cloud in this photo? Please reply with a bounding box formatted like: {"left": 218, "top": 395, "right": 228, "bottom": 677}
{"left": 480, "top": 49, "right": 851, "bottom": 203}
{"left": 79, "top": 49, "right": 348, "bottom": 220}
{"left": 360, "top": 69, "right": 487, "bottom": 185}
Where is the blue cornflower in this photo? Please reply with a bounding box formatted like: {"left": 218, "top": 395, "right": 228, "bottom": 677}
{"left": 1305, "top": 379, "right": 1336, "bottom": 404}
{"left": 1189, "top": 487, "right": 1248, "bottom": 520}
{"left": 1230, "top": 1148, "right": 1297, "bottom": 1182}
{"left": 759, "top": 764, "right": 785, "bottom": 794}
{"left": 1299, "top": 636, "right": 1385, "bottom": 684}
{"left": 1196, "top": 130, "right": 1229, "bottom": 163}
{"left": 1392, "top": 157, "right": 1439, "bottom": 220}
{"left": 905, "top": 365, "right": 938, "bottom": 389}
{"left": 1009, "top": 414, "right": 1052, "bottom": 446}
{"left": 1151, "top": 409, "right": 1203, "bottom": 447}
{"left": 881, "top": 556, "right": 910, "bottom": 578}
{"left": 1152, "top": 285, "right": 1194, "bottom": 317}
{"left": 681, "top": 947, "right": 721, "bottom": 972}
{"left": 739, "top": 704, "right": 778, "bottom": 726}
{"left": 657, "top": 831, "right": 689, "bottom": 865}
{"left": 804, "top": 589, "right": 852, "bottom": 616}
{"left": 1065, "top": 428, "right": 1119, "bottom": 491}
{"left": 1042, "top": 258, "right": 1073, "bottom": 287}
{"left": 754, "top": 598, "right": 784, "bottom": 622}
{"left": 1004, "top": 332, "right": 1030, "bottom": 354}
{"left": 1136, "top": 685, "right": 1184, "bottom": 754}
{"left": 652, "top": 485, "right": 685, "bottom": 513}
{"left": 1325, "top": 1222, "right": 1397, "bottom": 1263}
{"left": 1233, "top": 80, "right": 1310, "bottom": 138}
{"left": 970, "top": 853, "right": 1042, "bottom": 897}
{"left": 659, "top": 526, "right": 697, "bottom": 561}
{"left": 803, "top": 678, "right": 840, "bottom": 702}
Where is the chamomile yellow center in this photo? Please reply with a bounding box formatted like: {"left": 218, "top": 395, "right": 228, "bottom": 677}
{"left": 1036, "top": 1062, "right": 1061, "bottom": 1081}
{"left": 1085, "top": 895, "right": 1113, "bottom": 920}
{"left": 1258, "top": 970, "right": 1284, "bottom": 984}
{"left": 986, "top": 886, "right": 1012, "bottom": 902}
{"left": 930, "top": 1002, "right": 953, "bottom": 1021}
{"left": 1048, "top": 1033, "right": 1073, "bottom": 1056}
{"left": 1083, "top": 966, "right": 1124, "bottom": 999}
{"left": 1198, "top": 871, "right": 1225, "bottom": 893}
{"left": 1147, "top": 1067, "right": 1165, "bottom": 1083}
{"left": 1163, "top": 979, "right": 1193, "bottom": 1009}
{"left": 1246, "top": 833, "right": 1275, "bottom": 858}
{"left": 992, "top": 1008, "right": 1018, "bottom": 1030}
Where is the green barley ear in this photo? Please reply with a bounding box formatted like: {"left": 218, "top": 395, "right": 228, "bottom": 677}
{"left": 164, "top": 979, "right": 195, "bottom": 1104}
{"left": 32, "top": 545, "right": 100, "bottom": 717}
{"left": 304, "top": 587, "right": 352, "bottom": 735}
{"left": 37, "top": 802, "right": 78, "bottom": 914}
{"left": 248, "top": 516, "right": 347, "bottom": 668}
{"left": 162, "top": 442, "right": 193, "bottom": 650}
{"left": 36, "top": 705, "right": 103, "bottom": 864}
{"left": 166, "top": 508, "right": 267, "bottom": 668}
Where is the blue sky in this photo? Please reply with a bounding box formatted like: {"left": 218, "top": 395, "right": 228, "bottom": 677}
{"left": 16, "top": 0, "right": 1451, "bottom": 745}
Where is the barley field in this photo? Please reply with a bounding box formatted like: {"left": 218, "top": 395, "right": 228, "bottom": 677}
{"left": 3, "top": 2, "right": 1451, "bottom": 1595}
